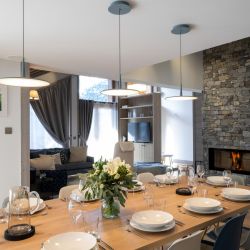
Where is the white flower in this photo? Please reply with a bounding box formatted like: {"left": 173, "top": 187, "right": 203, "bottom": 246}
{"left": 114, "top": 173, "right": 120, "bottom": 179}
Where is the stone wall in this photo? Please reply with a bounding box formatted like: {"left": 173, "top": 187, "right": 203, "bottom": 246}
{"left": 202, "top": 37, "right": 250, "bottom": 168}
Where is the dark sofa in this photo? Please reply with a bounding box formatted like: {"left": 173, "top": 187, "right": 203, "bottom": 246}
{"left": 30, "top": 148, "right": 94, "bottom": 199}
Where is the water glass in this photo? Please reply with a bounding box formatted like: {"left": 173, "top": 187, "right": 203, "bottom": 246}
{"left": 0, "top": 208, "right": 7, "bottom": 224}
{"left": 197, "top": 164, "right": 205, "bottom": 179}
{"left": 67, "top": 198, "right": 84, "bottom": 228}
{"left": 223, "top": 170, "right": 232, "bottom": 187}
{"left": 197, "top": 189, "right": 208, "bottom": 197}
{"left": 83, "top": 209, "right": 100, "bottom": 240}
{"left": 153, "top": 199, "right": 166, "bottom": 211}
{"left": 78, "top": 179, "right": 85, "bottom": 191}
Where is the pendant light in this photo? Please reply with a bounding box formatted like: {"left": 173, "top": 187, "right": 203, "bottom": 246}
{"left": 165, "top": 24, "right": 197, "bottom": 101}
{"left": 0, "top": 0, "right": 49, "bottom": 87}
{"left": 101, "top": 1, "right": 139, "bottom": 96}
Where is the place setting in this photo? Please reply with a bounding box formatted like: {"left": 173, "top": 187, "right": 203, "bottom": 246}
{"left": 206, "top": 170, "right": 233, "bottom": 187}
{"left": 221, "top": 187, "right": 250, "bottom": 202}
{"left": 129, "top": 210, "right": 176, "bottom": 233}
{"left": 182, "top": 197, "right": 223, "bottom": 215}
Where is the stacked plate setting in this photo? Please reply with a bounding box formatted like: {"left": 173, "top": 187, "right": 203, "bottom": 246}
{"left": 128, "top": 180, "right": 145, "bottom": 192}
{"left": 222, "top": 188, "right": 250, "bottom": 201}
{"left": 130, "top": 210, "right": 175, "bottom": 232}
{"left": 206, "top": 176, "right": 231, "bottom": 186}
{"left": 154, "top": 175, "right": 178, "bottom": 184}
{"left": 183, "top": 198, "right": 223, "bottom": 214}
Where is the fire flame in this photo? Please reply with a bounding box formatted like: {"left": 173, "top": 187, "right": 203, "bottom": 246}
{"left": 231, "top": 152, "right": 241, "bottom": 170}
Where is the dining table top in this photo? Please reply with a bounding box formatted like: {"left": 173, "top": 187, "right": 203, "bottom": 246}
{"left": 1, "top": 179, "right": 250, "bottom": 250}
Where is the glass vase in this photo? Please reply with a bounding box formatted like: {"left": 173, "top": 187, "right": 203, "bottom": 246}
{"left": 101, "top": 198, "right": 120, "bottom": 219}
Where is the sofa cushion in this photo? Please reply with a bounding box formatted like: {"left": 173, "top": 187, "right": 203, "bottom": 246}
{"left": 69, "top": 146, "right": 87, "bottom": 163}
{"left": 40, "top": 153, "right": 62, "bottom": 165}
{"left": 30, "top": 157, "right": 55, "bottom": 170}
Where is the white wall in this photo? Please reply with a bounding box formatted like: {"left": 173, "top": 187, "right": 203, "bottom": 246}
{"left": 0, "top": 59, "right": 22, "bottom": 204}
{"left": 124, "top": 52, "right": 203, "bottom": 92}
{"left": 161, "top": 88, "right": 193, "bottom": 161}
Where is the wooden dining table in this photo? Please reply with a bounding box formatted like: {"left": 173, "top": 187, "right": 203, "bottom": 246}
{"left": 1, "top": 180, "right": 250, "bottom": 250}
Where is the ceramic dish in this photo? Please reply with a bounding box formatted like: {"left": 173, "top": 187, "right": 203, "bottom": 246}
{"left": 130, "top": 219, "right": 175, "bottom": 232}
{"left": 222, "top": 188, "right": 250, "bottom": 199}
{"left": 42, "top": 232, "right": 97, "bottom": 250}
{"left": 132, "top": 210, "right": 174, "bottom": 229}
{"left": 222, "top": 193, "right": 250, "bottom": 201}
{"left": 183, "top": 203, "right": 223, "bottom": 214}
{"left": 185, "top": 197, "right": 221, "bottom": 212}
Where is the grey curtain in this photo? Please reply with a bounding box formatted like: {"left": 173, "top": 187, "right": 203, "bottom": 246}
{"left": 31, "top": 77, "right": 71, "bottom": 147}
{"left": 79, "top": 99, "right": 94, "bottom": 146}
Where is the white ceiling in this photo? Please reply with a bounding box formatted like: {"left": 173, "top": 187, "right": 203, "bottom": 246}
{"left": 0, "top": 0, "right": 249, "bottom": 80}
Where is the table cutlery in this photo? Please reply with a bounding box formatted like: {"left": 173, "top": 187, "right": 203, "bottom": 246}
{"left": 177, "top": 205, "right": 201, "bottom": 218}
{"left": 97, "top": 238, "right": 114, "bottom": 250}
{"left": 174, "top": 219, "right": 185, "bottom": 226}
{"left": 126, "top": 219, "right": 148, "bottom": 239}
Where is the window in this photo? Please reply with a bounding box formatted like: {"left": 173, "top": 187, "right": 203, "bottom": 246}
{"left": 79, "top": 75, "right": 118, "bottom": 160}
{"left": 30, "top": 106, "right": 62, "bottom": 149}
{"left": 79, "top": 76, "right": 111, "bottom": 102}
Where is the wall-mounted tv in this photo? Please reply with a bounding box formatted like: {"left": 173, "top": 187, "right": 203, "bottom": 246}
{"left": 128, "top": 121, "right": 151, "bottom": 143}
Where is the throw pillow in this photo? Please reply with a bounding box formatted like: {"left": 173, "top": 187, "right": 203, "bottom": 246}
{"left": 39, "top": 153, "right": 62, "bottom": 165}
{"left": 30, "top": 157, "right": 55, "bottom": 170}
{"left": 69, "top": 146, "right": 87, "bottom": 163}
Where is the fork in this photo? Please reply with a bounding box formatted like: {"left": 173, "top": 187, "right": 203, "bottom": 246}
{"left": 126, "top": 219, "right": 148, "bottom": 239}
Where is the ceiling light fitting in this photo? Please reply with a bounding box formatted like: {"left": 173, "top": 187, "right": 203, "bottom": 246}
{"left": 0, "top": 0, "right": 49, "bottom": 87}
{"left": 101, "top": 1, "right": 139, "bottom": 96}
{"left": 165, "top": 24, "right": 197, "bottom": 101}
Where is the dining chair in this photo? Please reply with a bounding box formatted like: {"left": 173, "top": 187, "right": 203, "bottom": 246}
{"left": 137, "top": 172, "right": 155, "bottom": 183}
{"left": 166, "top": 230, "right": 204, "bottom": 250}
{"left": 58, "top": 185, "right": 78, "bottom": 200}
{"left": 113, "top": 141, "right": 134, "bottom": 168}
{"left": 202, "top": 212, "right": 247, "bottom": 250}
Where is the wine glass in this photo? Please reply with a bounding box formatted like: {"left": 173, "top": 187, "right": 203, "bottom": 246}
{"left": 197, "top": 165, "right": 205, "bottom": 180}
{"left": 223, "top": 170, "right": 232, "bottom": 187}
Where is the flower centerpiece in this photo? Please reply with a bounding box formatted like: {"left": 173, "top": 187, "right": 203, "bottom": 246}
{"left": 83, "top": 157, "right": 135, "bottom": 219}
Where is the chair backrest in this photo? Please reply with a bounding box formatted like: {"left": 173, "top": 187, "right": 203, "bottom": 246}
{"left": 137, "top": 172, "right": 154, "bottom": 183}
{"left": 168, "top": 230, "right": 204, "bottom": 250}
{"left": 232, "top": 174, "right": 245, "bottom": 185}
{"left": 113, "top": 142, "right": 134, "bottom": 167}
{"left": 213, "top": 212, "right": 247, "bottom": 250}
{"left": 59, "top": 185, "right": 78, "bottom": 200}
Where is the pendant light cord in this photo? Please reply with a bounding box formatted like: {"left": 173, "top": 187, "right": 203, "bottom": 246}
{"left": 179, "top": 31, "right": 183, "bottom": 96}
{"left": 118, "top": 8, "right": 122, "bottom": 88}
{"left": 22, "top": 0, "right": 25, "bottom": 77}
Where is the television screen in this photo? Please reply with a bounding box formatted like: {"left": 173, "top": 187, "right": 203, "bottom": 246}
{"left": 128, "top": 122, "right": 151, "bottom": 143}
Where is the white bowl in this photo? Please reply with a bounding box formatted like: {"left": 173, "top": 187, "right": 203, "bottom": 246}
{"left": 222, "top": 188, "right": 250, "bottom": 199}
{"left": 207, "top": 176, "right": 226, "bottom": 184}
{"left": 132, "top": 210, "right": 173, "bottom": 229}
{"left": 185, "top": 198, "right": 221, "bottom": 212}
{"left": 42, "top": 232, "right": 97, "bottom": 250}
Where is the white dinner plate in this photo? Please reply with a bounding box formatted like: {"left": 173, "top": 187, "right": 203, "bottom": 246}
{"left": 42, "top": 232, "right": 97, "bottom": 250}
{"left": 222, "top": 193, "right": 250, "bottom": 202}
{"left": 130, "top": 219, "right": 175, "bottom": 232}
{"left": 222, "top": 188, "right": 250, "bottom": 199}
{"left": 154, "top": 175, "right": 178, "bottom": 184}
{"left": 132, "top": 210, "right": 174, "bottom": 229}
{"left": 183, "top": 203, "right": 223, "bottom": 214}
{"left": 207, "top": 176, "right": 226, "bottom": 184}
{"left": 127, "top": 181, "right": 145, "bottom": 192}
{"left": 6, "top": 198, "right": 45, "bottom": 214}
{"left": 70, "top": 189, "right": 99, "bottom": 202}
{"left": 185, "top": 197, "right": 221, "bottom": 212}
{"left": 206, "top": 180, "right": 229, "bottom": 187}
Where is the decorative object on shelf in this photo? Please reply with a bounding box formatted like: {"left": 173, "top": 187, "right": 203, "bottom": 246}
{"left": 83, "top": 157, "right": 135, "bottom": 219}
{"left": 0, "top": 0, "right": 49, "bottom": 87}
{"left": 165, "top": 24, "right": 197, "bottom": 101}
{"left": 29, "top": 90, "right": 39, "bottom": 100}
{"left": 0, "top": 84, "right": 7, "bottom": 117}
{"left": 101, "top": 1, "right": 139, "bottom": 96}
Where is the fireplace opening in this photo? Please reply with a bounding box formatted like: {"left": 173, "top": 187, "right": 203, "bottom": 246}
{"left": 209, "top": 148, "right": 250, "bottom": 175}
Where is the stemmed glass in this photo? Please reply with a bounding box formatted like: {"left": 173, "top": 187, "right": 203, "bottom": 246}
{"left": 223, "top": 170, "right": 232, "bottom": 187}
{"left": 197, "top": 165, "right": 205, "bottom": 180}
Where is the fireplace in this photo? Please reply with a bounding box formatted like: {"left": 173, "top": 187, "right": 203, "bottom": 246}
{"left": 209, "top": 148, "right": 250, "bottom": 175}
